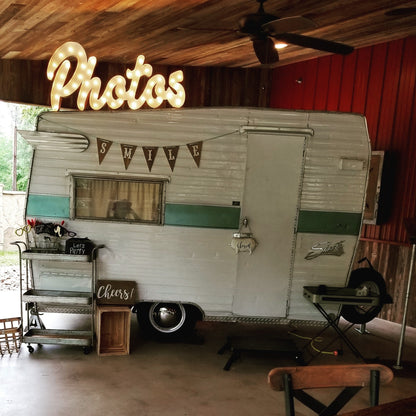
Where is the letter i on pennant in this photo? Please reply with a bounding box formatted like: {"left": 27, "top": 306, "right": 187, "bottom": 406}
{"left": 187, "top": 141, "right": 203, "bottom": 167}
{"left": 142, "top": 146, "right": 158, "bottom": 172}
{"left": 96, "top": 138, "right": 113, "bottom": 164}
{"left": 120, "top": 144, "right": 137, "bottom": 170}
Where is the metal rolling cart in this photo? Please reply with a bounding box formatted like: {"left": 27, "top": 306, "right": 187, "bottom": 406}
{"left": 13, "top": 241, "right": 104, "bottom": 354}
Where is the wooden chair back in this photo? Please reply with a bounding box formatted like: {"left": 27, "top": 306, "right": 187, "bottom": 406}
{"left": 268, "top": 364, "right": 393, "bottom": 416}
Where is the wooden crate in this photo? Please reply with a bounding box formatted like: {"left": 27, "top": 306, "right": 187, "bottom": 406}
{"left": 96, "top": 306, "right": 131, "bottom": 356}
{"left": 0, "top": 317, "right": 22, "bottom": 356}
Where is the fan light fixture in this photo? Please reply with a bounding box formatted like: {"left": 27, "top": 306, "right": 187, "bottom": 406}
{"left": 237, "top": 0, "right": 353, "bottom": 65}
{"left": 274, "top": 42, "right": 288, "bottom": 50}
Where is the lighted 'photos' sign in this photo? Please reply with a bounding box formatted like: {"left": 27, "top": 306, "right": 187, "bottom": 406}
{"left": 47, "top": 42, "right": 185, "bottom": 111}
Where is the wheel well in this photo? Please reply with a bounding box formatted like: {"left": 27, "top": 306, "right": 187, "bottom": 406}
{"left": 133, "top": 301, "right": 204, "bottom": 322}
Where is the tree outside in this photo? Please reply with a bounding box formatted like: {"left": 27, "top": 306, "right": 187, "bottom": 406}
{"left": 0, "top": 101, "right": 48, "bottom": 191}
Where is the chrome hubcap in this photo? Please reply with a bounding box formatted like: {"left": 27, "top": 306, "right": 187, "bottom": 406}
{"left": 149, "top": 303, "right": 186, "bottom": 333}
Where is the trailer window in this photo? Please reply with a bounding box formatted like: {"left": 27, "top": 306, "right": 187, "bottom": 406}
{"left": 72, "top": 176, "right": 165, "bottom": 224}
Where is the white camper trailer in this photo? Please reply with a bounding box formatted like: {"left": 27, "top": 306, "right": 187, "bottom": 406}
{"left": 19, "top": 107, "right": 376, "bottom": 339}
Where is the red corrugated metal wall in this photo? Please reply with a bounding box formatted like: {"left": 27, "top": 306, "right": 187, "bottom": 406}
{"left": 270, "top": 36, "right": 416, "bottom": 245}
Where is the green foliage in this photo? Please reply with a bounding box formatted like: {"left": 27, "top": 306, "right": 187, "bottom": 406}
{"left": 0, "top": 251, "right": 19, "bottom": 266}
{"left": 0, "top": 103, "right": 48, "bottom": 191}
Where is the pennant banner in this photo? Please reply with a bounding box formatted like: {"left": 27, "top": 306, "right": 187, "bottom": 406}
{"left": 142, "top": 146, "right": 158, "bottom": 172}
{"left": 163, "top": 146, "right": 179, "bottom": 171}
{"left": 96, "top": 138, "right": 113, "bottom": 164}
{"left": 187, "top": 141, "right": 203, "bottom": 167}
{"left": 96, "top": 136, "right": 212, "bottom": 170}
{"left": 120, "top": 144, "right": 137, "bottom": 170}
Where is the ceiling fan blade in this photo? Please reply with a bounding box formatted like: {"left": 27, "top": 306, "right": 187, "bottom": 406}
{"left": 272, "top": 32, "right": 353, "bottom": 55}
{"left": 263, "top": 15, "right": 317, "bottom": 34}
{"left": 252, "top": 37, "right": 279, "bottom": 64}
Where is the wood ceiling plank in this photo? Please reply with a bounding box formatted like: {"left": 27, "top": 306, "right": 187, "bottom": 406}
{"left": 0, "top": 0, "right": 415, "bottom": 67}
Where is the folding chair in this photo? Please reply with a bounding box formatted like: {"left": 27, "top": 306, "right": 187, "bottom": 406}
{"left": 268, "top": 364, "right": 393, "bottom": 416}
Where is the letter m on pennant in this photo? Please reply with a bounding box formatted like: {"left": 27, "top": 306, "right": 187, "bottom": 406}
{"left": 120, "top": 144, "right": 137, "bottom": 170}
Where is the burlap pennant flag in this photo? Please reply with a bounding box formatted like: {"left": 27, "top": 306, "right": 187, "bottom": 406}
{"left": 187, "top": 141, "right": 203, "bottom": 167}
{"left": 163, "top": 146, "right": 179, "bottom": 171}
{"left": 142, "top": 146, "right": 159, "bottom": 172}
{"left": 96, "top": 138, "right": 113, "bottom": 164}
{"left": 120, "top": 144, "right": 137, "bottom": 170}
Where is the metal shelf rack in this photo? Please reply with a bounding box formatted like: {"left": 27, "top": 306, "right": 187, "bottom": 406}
{"left": 13, "top": 242, "right": 104, "bottom": 354}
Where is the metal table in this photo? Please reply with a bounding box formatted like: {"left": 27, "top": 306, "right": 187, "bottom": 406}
{"left": 302, "top": 285, "right": 380, "bottom": 362}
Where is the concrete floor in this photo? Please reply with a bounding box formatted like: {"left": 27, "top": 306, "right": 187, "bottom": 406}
{"left": 1, "top": 292, "right": 416, "bottom": 416}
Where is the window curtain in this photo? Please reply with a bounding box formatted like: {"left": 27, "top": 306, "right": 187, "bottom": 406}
{"left": 75, "top": 178, "right": 162, "bottom": 223}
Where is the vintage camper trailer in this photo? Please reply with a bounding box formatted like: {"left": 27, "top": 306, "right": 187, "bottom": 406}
{"left": 19, "top": 107, "right": 375, "bottom": 339}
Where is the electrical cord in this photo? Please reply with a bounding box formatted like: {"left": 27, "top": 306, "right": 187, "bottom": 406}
{"left": 288, "top": 331, "right": 342, "bottom": 356}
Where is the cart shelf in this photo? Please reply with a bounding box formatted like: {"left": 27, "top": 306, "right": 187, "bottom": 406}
{"left": 13, "top": 242, "right": 104, "bottom": 354}
{"left": 21, "top": 250, "right": 91, "bottom": 262}
{"left": 22, "top": 289, "right": 91, "bottom": 305}
{"left": 23, "top": 329, "right": 92, "bottom": 346}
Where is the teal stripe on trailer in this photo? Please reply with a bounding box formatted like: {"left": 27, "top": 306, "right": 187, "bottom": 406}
{"left": 26, "top": 196, "right": 240, "bottom": 229}
{"left": 297, "top": 210, "right": 362, "bottom": 235}
{"left": 165, "top": 204, "right": 240, "bottom": 229}
{"left": 27, "top": 195, "right": 70, "bottom": 218}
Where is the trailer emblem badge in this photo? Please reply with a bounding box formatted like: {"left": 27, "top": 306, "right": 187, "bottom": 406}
{"left": 305, "top": 240, "right": 345, "bottom": 260}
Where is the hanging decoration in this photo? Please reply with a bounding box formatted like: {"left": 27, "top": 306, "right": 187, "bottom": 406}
{"left": 187, "top": 141, "right": 203, "bottom": 167}
{"left": 230, "top": 217, "right": 258, "bottom": 255}
{"left": 120, "top": 144, "right": 137, "bottom": 170}
{"left": 163, "top": 146, "right": 180, "bottom": 171}
{"left": 142, "top": 147, "right": 158, "bottom": 172}
{"left": 91, "top": 129, "right": 238, "bottom": 172}
{"left": 97, "top": 138, "right": 113, "bottom": 165}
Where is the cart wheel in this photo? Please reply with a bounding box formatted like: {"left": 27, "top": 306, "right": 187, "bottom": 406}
{"left": 28, "top": 345, "right": 34, "bottom": 353}
{"left": 83, "top": 346, "right": 92, "bottom": 355}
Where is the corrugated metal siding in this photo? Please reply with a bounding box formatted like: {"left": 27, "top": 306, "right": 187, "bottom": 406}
{"left": 33, "top": 109, "right": 249, "bottom": 206}
{"left": 26, "top": 108, "right": 370, "bottom": 319}
{"left": 301, "top": 113, "right": 369, "bottom": 213}
{"left": 271, "top": 36, "right": 416, "bottom": 244}
{"left": 289, "top": 234, "right": 360, "bottom": 321}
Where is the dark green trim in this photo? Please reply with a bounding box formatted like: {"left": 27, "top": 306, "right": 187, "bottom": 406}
{"left": 165, "top": 204, "right": 240, "bottom": 229}
{"left": 297, "top": 210, "right": 362, "bottom": 235}
{"left": 27, "top": 195, "right": 70, "bottom": 218}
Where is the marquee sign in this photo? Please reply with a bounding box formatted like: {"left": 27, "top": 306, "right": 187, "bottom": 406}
{"left": 47, "top": 42, "right": 185, "bottom": 111}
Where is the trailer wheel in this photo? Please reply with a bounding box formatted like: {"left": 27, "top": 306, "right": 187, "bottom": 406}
{"left": 341, "top": 267, "right": 388, "bottom": 324}
{"left": 136, "top": 302, "right": 198, "bottom": 340}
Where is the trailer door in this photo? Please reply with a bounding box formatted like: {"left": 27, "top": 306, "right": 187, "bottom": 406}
{"left": 233, "top": 133, "right": 305, "bottom": 317}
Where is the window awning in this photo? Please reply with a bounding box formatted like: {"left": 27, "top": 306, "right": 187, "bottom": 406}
{"left": 18, "top": 131, "right": 89, "bottom": 152}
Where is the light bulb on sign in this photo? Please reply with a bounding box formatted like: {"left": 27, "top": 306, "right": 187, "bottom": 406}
{"left": 47, "top": 41, "right": 186, "bottom": 111}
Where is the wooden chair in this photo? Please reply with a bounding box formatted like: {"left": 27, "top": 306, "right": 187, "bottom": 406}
{"left": 268, "top": 364, "right": 393, "bottom": 416}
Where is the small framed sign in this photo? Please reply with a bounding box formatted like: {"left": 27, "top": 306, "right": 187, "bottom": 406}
{"left": 96, "top": 280, "right": 137, "bottom": 305}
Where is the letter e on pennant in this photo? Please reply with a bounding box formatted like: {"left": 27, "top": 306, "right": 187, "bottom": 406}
{"left": 187, "top": 141, "right": 203, "bottom": 167}
{"left": 96, "top": 138, "right": 113, "bottom": 164}
{"left": 120, "top": 144, "right": 137, "bottom": 170}
{"left": 163, "top": 146, "right": 179, "bottom": 171}
{"left": 142, "top": 146, "right": 158, "bottom": 172}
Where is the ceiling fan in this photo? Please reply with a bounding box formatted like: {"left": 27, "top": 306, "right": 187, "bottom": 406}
{"left": 236, "top": 0, "right": 354, "bottom": 64}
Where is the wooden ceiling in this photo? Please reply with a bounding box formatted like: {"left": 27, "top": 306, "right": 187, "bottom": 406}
{"left": 1, "top": 0, "right": 416, "bottom": 68}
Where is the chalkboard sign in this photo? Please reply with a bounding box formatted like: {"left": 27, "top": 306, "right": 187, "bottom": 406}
{"left": 96, "top": 280, "right": 137, "bottom": 305}
{"left": 65, "top": 238, "right": 94, "bottom": 255}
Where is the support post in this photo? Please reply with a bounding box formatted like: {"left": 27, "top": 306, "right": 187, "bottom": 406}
{"left": 394, "top": 243, "right": 415, "bottom": 369}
